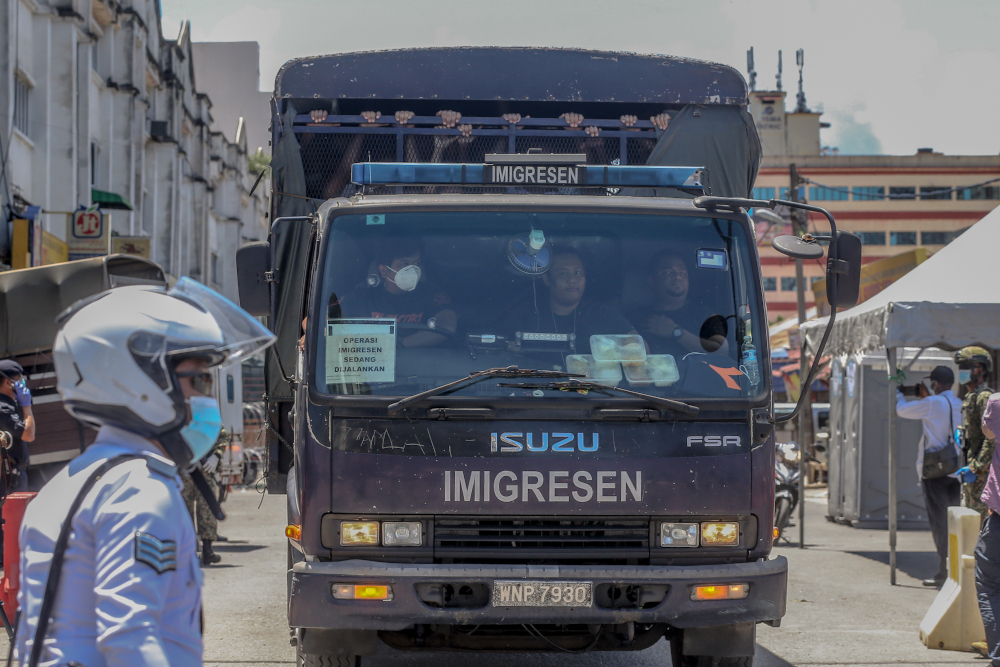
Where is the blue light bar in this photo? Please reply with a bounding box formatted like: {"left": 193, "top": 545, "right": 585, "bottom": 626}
{"left": 350, "top": 162, "right": 703, "bottom": 189}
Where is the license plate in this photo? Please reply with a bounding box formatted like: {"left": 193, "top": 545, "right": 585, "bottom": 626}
{"left": 492, "top": 581, "right": 592, "bottom": 607}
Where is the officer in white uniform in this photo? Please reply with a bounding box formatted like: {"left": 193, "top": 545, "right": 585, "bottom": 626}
{"left": 13, "top": 278, "right": 274, "bottom": 667}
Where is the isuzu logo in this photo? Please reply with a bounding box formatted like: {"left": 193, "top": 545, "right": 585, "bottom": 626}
{"left": 491, "top": 433, "right": 599, "bottom": 453}
{"left": 686, "top": 435, "right": 742, "bottom": 447}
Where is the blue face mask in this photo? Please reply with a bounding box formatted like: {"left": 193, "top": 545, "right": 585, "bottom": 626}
{"left": 958, "top": 369, "right": 972, "bottom": 385}
{"left": 180, "top": 396, "right": 223, "bottom": 461}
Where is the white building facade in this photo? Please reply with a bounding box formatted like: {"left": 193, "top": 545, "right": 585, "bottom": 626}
{"left": 0, "top": 0, "right": 266, "bottom": 300}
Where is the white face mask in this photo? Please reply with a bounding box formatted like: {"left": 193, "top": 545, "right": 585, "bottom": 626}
{"left": 386, "top": 264, "right": 421, "bottom": 292}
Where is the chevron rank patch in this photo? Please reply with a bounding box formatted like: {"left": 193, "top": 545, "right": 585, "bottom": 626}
{"left": 134, "top": 532, "right": 177, "bottom": 574}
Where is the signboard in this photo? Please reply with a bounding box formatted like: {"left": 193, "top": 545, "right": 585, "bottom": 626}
{"left": 325, "top": 318, "right": 396, "bottom": 385}
{"left": 812, "top": 248, "right": 928, "bottom": 316}
{"left": 112, "top": 236, "right": 151, "bottom": 259}
{"left": 41, "top": 230, "right": 68, "bottom": 265}
{"left": 485, "top": 164, "right": 584, "bottom": 186}
{"left": 68, "top": 208, "right": 111, "bottom": 260}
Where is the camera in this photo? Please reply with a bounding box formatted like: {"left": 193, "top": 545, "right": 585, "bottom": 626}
{"left": 898, "top": 384, "right": 924, "bottom": 397}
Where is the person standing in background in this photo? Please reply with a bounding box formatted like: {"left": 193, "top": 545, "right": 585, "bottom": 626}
{"left": 0, "top": 359, "right": 35, "bottom": 494}
{"left": 895, "top": 366, "right": 962, "bottom": 587}
{"left": 181, "top": 428, "right": 227, "bottom": 566}
{"left": 972, "top": 393, "right": 1000, "bottom": 664}
{"left": 955, "top": 347, "right": 995, "bottom": 518}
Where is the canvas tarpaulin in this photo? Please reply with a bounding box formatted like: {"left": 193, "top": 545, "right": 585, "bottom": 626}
{"left": 801, "top": 205, "right": 1000, "bottom": 355}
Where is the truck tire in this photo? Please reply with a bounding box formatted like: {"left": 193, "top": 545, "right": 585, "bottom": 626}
{"left": 296, "top": 646, "right": 360, "bottom": 667}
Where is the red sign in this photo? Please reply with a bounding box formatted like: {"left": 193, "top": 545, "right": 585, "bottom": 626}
{"left": 73, "top": 210, "right": 102, "bottom": 238}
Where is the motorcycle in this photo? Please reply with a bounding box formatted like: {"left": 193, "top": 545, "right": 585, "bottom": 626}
{"left": 774, "top": 442, "right": 802, "bottom": 541}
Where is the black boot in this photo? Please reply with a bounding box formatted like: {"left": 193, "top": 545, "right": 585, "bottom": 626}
{"left": 202, "top": 539, "right": 221, "bottom": 566}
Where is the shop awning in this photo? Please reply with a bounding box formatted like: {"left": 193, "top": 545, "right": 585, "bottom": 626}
{"left": 91, "top": 188, "right": 133, "bottom": 211}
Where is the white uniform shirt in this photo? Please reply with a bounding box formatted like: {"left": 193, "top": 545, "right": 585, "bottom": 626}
{"left": 14, "top": 426, "right": 203, "bottom": 666}
{"left": 895, "top": 390, "right": 962, "bottom": 481}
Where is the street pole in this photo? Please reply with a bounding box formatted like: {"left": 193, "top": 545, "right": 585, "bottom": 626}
{"left": 790, "top": 164, "right": 811, "bottom": 549}
{"left": 887, "top": 347, "right": 899, "bottom": 585}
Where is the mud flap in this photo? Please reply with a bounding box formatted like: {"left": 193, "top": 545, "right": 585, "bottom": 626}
{"left": 683, "top": 622, "right": 756, "bottom": 657}
{"left": 299, "top": 628, "right": 379, "bottom": 656}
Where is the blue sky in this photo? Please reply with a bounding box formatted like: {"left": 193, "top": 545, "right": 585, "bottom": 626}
{"left": 161, "top": 0, "right": 1000, "bottom": 156}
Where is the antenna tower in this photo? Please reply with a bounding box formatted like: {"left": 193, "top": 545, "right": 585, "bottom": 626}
{"left": 747, "top": 47, "right": 757, "bottom": 92}
{"left": 795, "top": 49, "right": 808, "bottom": 112}
{"left": 775, "top": 50, "right": 783, "bottom": 92}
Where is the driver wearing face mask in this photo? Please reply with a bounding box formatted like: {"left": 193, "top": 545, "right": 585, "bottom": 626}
{"left": 333, "top": 239, "right": 457, "bottom": 348}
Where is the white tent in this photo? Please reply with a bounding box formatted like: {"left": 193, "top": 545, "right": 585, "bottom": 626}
{"left": 801, "top": 206, "right": 1000, "bottom": 355}
{"left": 800, "top": 206, "right": 1000, "bottom": 586}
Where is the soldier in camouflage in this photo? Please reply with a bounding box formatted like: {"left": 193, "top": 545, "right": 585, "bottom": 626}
{"left": 955, "top": 347, "right": 996, "bottom": 518}
{"left": 182, "top": 428, "right": 227, "bottom": 565}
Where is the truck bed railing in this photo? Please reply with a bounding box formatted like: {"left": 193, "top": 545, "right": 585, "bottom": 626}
{"left": 288, "top": 115, "right": 661, "bottom": 200}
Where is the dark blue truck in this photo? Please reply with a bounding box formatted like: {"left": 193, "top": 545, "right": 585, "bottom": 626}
{"left": 236, "top": 48, "right": 860, "bottom": 667}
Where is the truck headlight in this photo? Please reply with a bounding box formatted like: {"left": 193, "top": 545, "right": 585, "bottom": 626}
{"left": 701, "top": 522, "right": 740, "bottom": 546}
{"left": 341, "top": 521, "right": 379, "bottom": 546}
{"left": 660, "top": 522, "right": 699, "bottom": 547}
{"left": 383, "top": 522, "right": 422, "bottom": 546}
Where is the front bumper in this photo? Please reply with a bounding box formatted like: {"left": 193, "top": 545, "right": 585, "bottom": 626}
{"left": 289, "top": 557, "right": 787, "bottom": 631}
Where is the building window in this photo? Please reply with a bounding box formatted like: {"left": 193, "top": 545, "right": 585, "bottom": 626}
{"left": 809, "top": 186, "right": 849, "bottom": 201}
{"left": 752, "top": 187, "right": 775, "bottom": 200}
{"left": 890, "top": 231, "right": 917, "bottom": 245}
{"left": 13, "top": 77, "right": 29, "bottom": 136}
{"left": 921, "top": 231, "right": 947, "bottom": 245}
{"left": 211, "top": 253, "right": 220, "bottom": 285}
{"left": 853, "top": 186, "right": 885, "bottom": 201}
{"left": 958, "top": 186, "right": 1000, "bottom": 200}
{"left": 857, "top": 231, "right": 886, "bottom": 245}
{"left": 781, "top": 277, "right": 798, "bottom": 291}
{"left": 90, "top": 142, "right": 98, "bottom": 186}
{"left": 762, "top": 277, "right": 777, "bottom": 291}
{"left": 920, "top": 186, "right": 951, "bottom": 200}
{"left": 888, "top": 187, "right": 916, "bottom": 199}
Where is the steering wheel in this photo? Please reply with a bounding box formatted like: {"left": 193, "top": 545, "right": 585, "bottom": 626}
{"left": 395, "top": 319, "right": 458, "bottom": 344}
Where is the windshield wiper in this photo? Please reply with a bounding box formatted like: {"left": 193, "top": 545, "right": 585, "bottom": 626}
{"left": 498, "top": 380, "right": 699, "bottom": 416}
{"left": 386, "top": 366, "right": 581, "bottom": 415}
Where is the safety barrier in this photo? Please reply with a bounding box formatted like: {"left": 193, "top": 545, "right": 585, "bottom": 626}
{"left": 2, "top": 492, "right": 37, "bottom": 614}
{"left": 919, "top": 506, "right": 984, "bottom": 651}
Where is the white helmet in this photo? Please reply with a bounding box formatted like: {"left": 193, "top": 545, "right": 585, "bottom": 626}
{"left": 53, "top": 278, "right": 275, "bottom": 466}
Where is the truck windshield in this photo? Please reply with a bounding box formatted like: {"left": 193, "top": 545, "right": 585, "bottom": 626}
{"left": 312, "top": 210, "right": 765, "bottom": 402}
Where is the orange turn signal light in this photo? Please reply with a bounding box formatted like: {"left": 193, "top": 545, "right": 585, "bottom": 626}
{"left": 285, "top": 524, "right": 302, "bottom": 540}
{"left": 773, "top": 527, "right": 780, "bottom": 539}
{"left": 691, "top": 584, "right": 749, "bottom": 601}
{"left": 332, "top": 583, "right": 393, "bottom": 600}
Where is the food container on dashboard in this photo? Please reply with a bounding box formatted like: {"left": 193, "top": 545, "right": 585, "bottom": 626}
{"left": 622, "top": 354, "right": 680, "bottom": 387}
{"left": 566, "top": 354, "right": 622, "bottom": 386}
{"left": 589, "top": 334, "right": 647, "bottom": 363}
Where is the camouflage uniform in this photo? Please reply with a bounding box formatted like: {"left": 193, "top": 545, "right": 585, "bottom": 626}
{"left": 181, "top": 470, "right": 219, "bottom": 541}
{"left": 963, "top": 381, "right": 996, "bottom": 517}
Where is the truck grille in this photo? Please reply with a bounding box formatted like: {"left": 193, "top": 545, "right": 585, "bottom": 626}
{"left": 434, "top": 517, "right": 650, "bottom": 564}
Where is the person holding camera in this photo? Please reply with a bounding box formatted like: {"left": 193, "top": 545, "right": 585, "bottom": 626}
{"left": 896, "top": 365, "right": 962, "bottom": 587}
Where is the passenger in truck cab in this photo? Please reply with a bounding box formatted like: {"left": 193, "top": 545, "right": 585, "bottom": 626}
{"left": 630, "top": 251, "right": 730, "bottom": 358}
{"left": 503, "top": 245, "right": 636, "bottom": 358}
{"left": 332, "top": 239, "right": 457, "bottom": 348}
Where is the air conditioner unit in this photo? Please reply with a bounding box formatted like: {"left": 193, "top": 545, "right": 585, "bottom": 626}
{"left": 149, "top": 120, "right": 170, "bottom": 140}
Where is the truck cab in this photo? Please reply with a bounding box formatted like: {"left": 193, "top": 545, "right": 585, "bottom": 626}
{"left": 238, "top": 48, "right": 859, "bottom": 666}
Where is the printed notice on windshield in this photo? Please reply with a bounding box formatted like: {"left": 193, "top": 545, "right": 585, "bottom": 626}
{"left": 326, "top": 318, "right": 396, "bottom": 384}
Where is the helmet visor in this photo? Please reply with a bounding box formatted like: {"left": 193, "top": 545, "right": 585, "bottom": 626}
{"left": 168, "top": 278, "right": 275, "bottom": 366}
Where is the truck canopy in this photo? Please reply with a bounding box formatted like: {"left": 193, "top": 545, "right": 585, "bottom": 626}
{"left": 0, "top": 255, "right": 166, "bottom": 358}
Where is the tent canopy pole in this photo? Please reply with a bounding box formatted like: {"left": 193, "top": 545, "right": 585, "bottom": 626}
{"left": 887, "top": 346, "right": 899, "bottom": 585}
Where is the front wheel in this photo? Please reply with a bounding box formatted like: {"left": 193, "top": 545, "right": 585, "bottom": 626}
{"left": 296, "top": 646, "right": 360, "bottom": 667}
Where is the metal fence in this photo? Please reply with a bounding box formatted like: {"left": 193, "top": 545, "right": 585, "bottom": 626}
{"left": 290, "top": 115, "right": 660, "bottom": 200}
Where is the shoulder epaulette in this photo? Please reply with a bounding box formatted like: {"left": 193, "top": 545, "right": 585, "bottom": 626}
{"left": 144, "top": 455, "right": 178, "bottom": 479}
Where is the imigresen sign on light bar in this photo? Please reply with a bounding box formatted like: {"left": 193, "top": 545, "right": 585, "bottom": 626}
{"left": 485, "top": 164, "right": 584, "bottom": 186}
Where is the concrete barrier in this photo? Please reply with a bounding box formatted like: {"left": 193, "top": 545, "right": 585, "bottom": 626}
{"left": 919, "top": 506, "right": 984, "bottom": 651}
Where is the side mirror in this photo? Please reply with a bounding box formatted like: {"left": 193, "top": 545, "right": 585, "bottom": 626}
{"left": 236, "top": 241, "right": 271, "bottom": 316}
{"left": 772, "top": 235, "right": 824, "bottom": 260}
{"left": 827, "top": 231, "right": 862, "bottom": 308}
